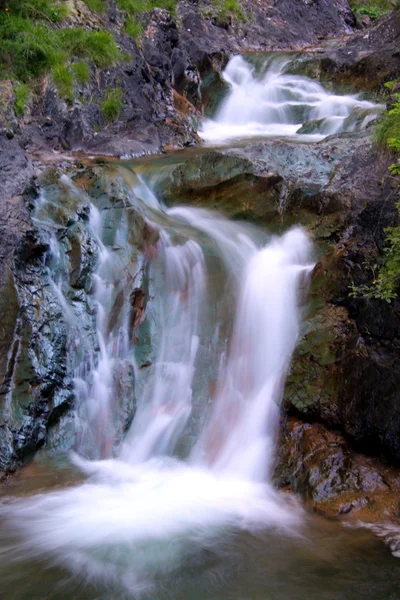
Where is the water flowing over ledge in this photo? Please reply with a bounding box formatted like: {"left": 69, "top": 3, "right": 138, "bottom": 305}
{"left": 200, "top": 54, "right": 381, "bottom": 144}
{"left": 0, "top": 167, "right": 314, "bottom": 594}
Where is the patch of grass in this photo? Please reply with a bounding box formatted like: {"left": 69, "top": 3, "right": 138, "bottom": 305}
{"left": 115, "top": 0, "right": 178, "bottom": 42}
{"left": 101, "top": 88, "right": 123, "bottom": 122}
{"left": 60, "top": 29, "right": 120, "bottom": 68}
{"left": 115, "top": 0, "right": 177, "bottom": 15}
{"left": 52, "top": 63, "right": 74, "bottom": 101}
{"left": 7, "top": 0, "right": 70, "bottom": 23}
{"left": 212, "top": 0, "right": 246, "bottom": 22}
{"left": 83, "top": 0, "right": 107, "bottom": 13}
{"left": 14, "top": 82, "right": 30, "bottom": 116}
{"left": 349, "top": 0, "right": 396, "bottom": 19}
{"left": 124, "top": 16, "right": 144, "bottom": 41}
{"left": 0, "top": 4, "right": 120, "bottom": 100}
{"left": 72, "top": 60, "right": 91, "bottom": 84}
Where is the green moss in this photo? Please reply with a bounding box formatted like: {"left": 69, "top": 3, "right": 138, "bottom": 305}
{"left": 101, "top": 88, "right": 123, "bottom": 122}
{"left": 72, "top": 60, "right": 91, "bottom": 84}
{"left": 14, "top": 82, "right": 29, "bottom": 116}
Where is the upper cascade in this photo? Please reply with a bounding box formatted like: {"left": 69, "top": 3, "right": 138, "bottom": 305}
{"left": 200, "top": 54, "right": 382, "bottom": 143}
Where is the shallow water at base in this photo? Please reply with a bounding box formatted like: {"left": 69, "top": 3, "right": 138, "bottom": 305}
{"left": 1, "top": 459, "right": 400, "bottom": 600}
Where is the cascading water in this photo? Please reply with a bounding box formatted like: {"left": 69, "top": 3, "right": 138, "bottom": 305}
{"left": 2, "top": 53, "right": 397, "bottom": 600}
{"left": 200, "top": 54, "right": 382, "bottom": 143}
{"left": 0, "top": 167, "right": 314, "bottom": 596}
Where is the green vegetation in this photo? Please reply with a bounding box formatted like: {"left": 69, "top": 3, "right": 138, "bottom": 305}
{"left": 0, "top": 1, "right": 119, "bottom": 102}
{"left": 101, "top": 87, "right": 123, "bottom": 122}
{"left": 349, "top": 0, "right": 397, "bottom": 19}
{"left": 349, "top": 85, "right": 400, "bottom": 302}
{"left": 115, "top": 0, "right": 178, "bottom": 42}
{"left": 376, "top": 96, "right": 400, "bottom": 153}
{"left": 212, "top": 0, "right": 246, "bottom": 22}
{"left": 124, "top": 16, "right": 144, "bottom": 41}
{"left": 83, "top": 0, "right": 107, "bottom": 13}
{"left": 384, "top": 79, "right": 400, "bottom": 92}
{"left": 350, "top": 206, "right": 400, "bottom": 302}
{"left": 1, "top": 0, "right": 69, "bottom": 23}
{"left": 14, "top": 82, "right": 30, "bottom": 116}
{"left": 52, "top": 63, "right": 74, "bottom": 101}
{"left": 72, "top": 61, "right": 91, "bottom": 84}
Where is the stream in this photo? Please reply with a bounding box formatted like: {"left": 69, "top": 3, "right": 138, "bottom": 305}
{"left": 1, "top": 54, "right": 399, "bottom": 600}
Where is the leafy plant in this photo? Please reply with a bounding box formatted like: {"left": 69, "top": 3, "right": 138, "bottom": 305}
{"left": 14, "top": 82, "right": 29, "bottom": 116}
{"left": 101, "top": 87, "right": 123, "bottom": 122}
{"left": 384, "top": 79, "right": 400, "bottom": 91}
{"left": 389, "top": 162, "right": 400, "bottom": 175}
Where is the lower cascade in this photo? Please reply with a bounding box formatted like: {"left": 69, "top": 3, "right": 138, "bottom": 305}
{"left": 0, "top": 171, "right": 314, "bottom": 595}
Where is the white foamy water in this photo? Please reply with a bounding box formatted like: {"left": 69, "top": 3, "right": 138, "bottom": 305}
{"left": 200, "top": 54, "right": 381, "bottom": 143}
{"left": 0, "top": 172, "right": 314, "bottom": 593}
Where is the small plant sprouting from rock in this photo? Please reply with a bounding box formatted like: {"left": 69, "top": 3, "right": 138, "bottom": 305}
{"left": 101, "top": 88, "right": 123, "bottom": 122}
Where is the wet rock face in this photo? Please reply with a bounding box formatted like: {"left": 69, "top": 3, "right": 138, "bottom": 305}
{"left": 0, "top": 163, "right": 155, "bottom": 475}
{"left": 160, "top": 131, "right": 379, "bottom": 229}
{"left": 275, "top": 416, "right": 400, "bottom": 520}
{"left": 285, "top": 170, "right": 400, "bottom": 465}
{"left": 299, "top": 11, "right": 400, "bottom": 92}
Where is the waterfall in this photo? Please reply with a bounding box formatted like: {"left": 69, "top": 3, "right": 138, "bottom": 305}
{"left": 200, "top": 54, "right": 381, "bottom": 143}
{"left": 0, "top": 171, "right": 313, "bottom": 594}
